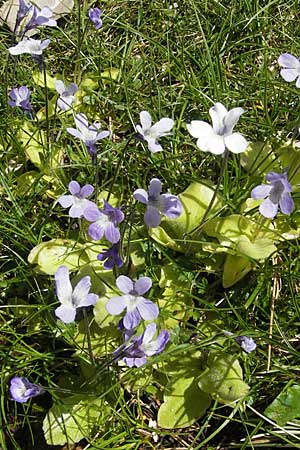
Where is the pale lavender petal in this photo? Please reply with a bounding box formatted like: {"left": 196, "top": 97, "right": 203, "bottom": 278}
{"left": 55, "top": 266, "right": 72, "bottom": 304}
{"left": 123, "top": 309, "right": 141, "bottom": 329}
{"left": 55, "top": 305, "right": 76, "bottom": 323}
{"left": 150, "top": 118, "right": 174, "bottom": 136}
{"left": 160, "top": 194, "right": 182, "bottom": 218}
{"left": 280, "top": 68, "right": 300, "bottom": 82}
{"left": 186, "top": 121, "right": 213, "bottom": 139}
{"left": 202, "top": 134, "right": 225, "bottom": 155}
{"left": 57, "top": 195, "right": 74, "bottom": 208}
{"left": 55, "top": 80, "right": 65, "bottom": 95}
{"left": 72, "top": 276, "right": 92, "bottom": 306}
{"left": 68, "top": 180, "right": 80, "bottom": 195}
{"left": 57, "top": 97, "right": 72, "bottom": 111}
{"left": 296, "top": 76, "right": 300, "bottom": 88}
{"left": 140, "top": 110, "right": 152, "bottom": 130}
{"left": 67, "top": 127, "right": 83, "bottom": 139}
{"left": 223, "top": 108, "right": 244, "bottom": 135}
{"left": 144, "top": 206, "right": 161, "bottom": 227}
{"left": 279, "top": 192, "right": 294, "bottom": 215}
{"left": 209, "top": 103, "right": 228, "bottom": 134}
{"left": 84, "top": 204, "right": 101, "bottom": 221}
{"left": 116, "top": 275, "right": 133, "bottom": 294}
{"left": 278, "top": 53, "right": 300, "bottom": 69}
{"left": 133, "top": 189, "right": 148, "bottom": 204}
{"left": 96, "top": 130, "right": 110, "bottom": 140}
{"left": 224, "top": 133, "right": 248, "bottom": 154}
{"left": 78, "top": 293, "right": 98, "bottom": 307}
{"left": 266, "top": 172, "right": 283, "bottom": 182}
{"left": 148, "top": 178, "right": 162, "bottom": 198}
{"left": 106, "top": 295, "right": 127, "bottom": 314}
{"left": 142, "top": 322, "right": 157, "bottom": 344}
{"left": 147, "top": 138, "right": 163, "bottom": 153}
{"left": 74, "top": 113, "right": 89, "bottom": 133}
{"left": 69, "top": 204, "right": 85, "bottom": 218}
{"left": 137, "top": 299, "right": 159, "bottom": 321}
{"left": 88, "top": 223, "right": 104, "bottom": 240}
{"left": 235, "top": 336, "right": 256, "bottom": 353}
{"left": 66, "top": 83, "right": 78, "bottom": 95}
{"left": 251, "top": 184, "right": 272, "bottom": 200}
{"left": 104, "top": 222, "right": 120, "bottom": 244}
{"left": 145, "top": 330, "right": 170, "bottom": 356}
{"left": 123, "top": 356, "right": 147, "bottom": 367}
{"left": 134, "top": 277, "right": 152, "bottom": 295}
{"left": 259, "top": 198, "right": 278, "bottom": 219}
{"left": 80, "top": 184, "right": 94, "bottom": 198}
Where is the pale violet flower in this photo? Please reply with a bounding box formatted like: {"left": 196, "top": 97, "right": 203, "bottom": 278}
{"left": 15, "top": 0, "right": 32, "bottom": 30}
{"left": 186, "top": 102, "right": 248, "bottom": 155}
{"left": 251, "top": 171, "right": 294, "bottom": 219}
{"left": 55, "top": 80, "right": 78, "bottom": 111}
{"left": 57, "top": 180, "right": 96, "bottom": 218}
{"left": 235, "top": 336, "right": 257, "bottom": 353}
{"left": 88, "top": 8, "right": 102, "bottom": 29}
{"left": 67, "top": 113, "right": 110, "bottom": 157}
{"left": 84, "top": 201, "right": 124, "bottom": 244}
{"left": 97, "top": 243, "right": 123, "bottom": 270}
{"left": 8, "top": 37, "right": 50, "bottom": 56}
{"left": 278, "top": 53, "right": 300, "bottom": 87}
{"left": 136, "top": 110, "right": 174, "bottom": 153}
{"left": 10, "top": 377, "right": 44, "bottom": 403}
{"left": 106, "top": 275, "right": 159, "bottom": 330}
{"left": 8, "top": 86, "right": 32, "bottom": 111}
{"left": 54, "top": 266, "right": 98, "bottom": 324}
{"left": 24, "top": 5, "right": 57, "bottom": 32}
{"left": 133, "top": 178, "right": 182, "bottom": 227}
{"left": 115, "top": 323, "right": 170, "bottom": 367}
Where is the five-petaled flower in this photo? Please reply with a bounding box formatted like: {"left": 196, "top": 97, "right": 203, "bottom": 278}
{"left": 115, "top": 323, "right": 170, "bottom": 367}
{"left": 97, "top": 243, "right": 124, "bottom": 270}
{"left": 54, "top": 266, "right": 98, "bottom": 323}
{"left": 67, "top": 113, "right": 110, "bottom": 157}
{"left": 88, "top": 8, "right": 103, "bottom": 29}
{"left": 23, "top": 5, "right": 57, "bottom": 33}
{"left": 57, "top": 180, "right": 96, "bottom": 219}
{"left": 186, "top": 102, "right": 248, "bottom": 155}
{"left": 235, "top": 335, "right": 257, "bottom": 353}
{"left": 8, "top": 37, "right": 50, "bottom": 56}
{"left": 251, "top": 171, "right": 294, "bottom": 219}
{"left": 10, "top": 376, "right": 44, "bottom": 403}
{"left": 106, "top": 275, "right": 159, "bottom": 329}
{"left": 8, "top": 86, "right": 32, "bottom": 111}
{"left": 55, "top": 80, "right": 78, "bottom": 111}
{"left": 278, "top": 53, "right": 300, "bottom": 87}
{"left": 133, "top": 178, "right": 182, "bottom": 227}
{"left": 136, "top": 110, "right": 174, "bottom": 153}
{"left": 84, "top": 201, "right": 124, "bottom": 244}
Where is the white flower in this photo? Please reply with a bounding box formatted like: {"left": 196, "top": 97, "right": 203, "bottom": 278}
{"left": 136, "top": 110, "right": 174, "bottom": 153}
{"left": 55, "top": 80, "right": 78, "bottom": 111}
{"left": 67, "top": 113, "right": 110, "bottom": 156}
{"left": 8, "top": 37, "right": 50, "bottom": 56}
{"left": 278, "top": 53, "right": 300, "bottom": 87}
{"left": 186, "top": 102, "right": 248, "bottom": 155}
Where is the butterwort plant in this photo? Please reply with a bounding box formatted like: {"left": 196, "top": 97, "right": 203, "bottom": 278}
{"left": 84, "top": 201, "right": 124, "bottom": 244}
{"left": 106, "top": 275, "right": 159, "bottom": 329}
{"left": 136, "top": 110, "right": 174, "bottom": 153}
{"left": 186, "top": 102, "right": 248, "bottom": 155}
{"left": 251, "top": 171, "right": 294, "bottom": 219}
{"left": 134, "top": 178, "right": 182, "bottom": 227}
{"left": 57, "top": 180, "right": 96, "bottom": 219}
{"left": 54, "top": 266, "right": 98, "bottom": 323}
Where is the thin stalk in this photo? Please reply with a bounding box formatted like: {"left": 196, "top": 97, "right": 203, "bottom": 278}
{"left": 107, "top": 137, "right": 133, "bottom": 203}
{"left": 75, "top": 0, "right": 82, "bottom": 81}
{"left": 82, "top": 308, "right": 95, "bottom": 365}
{"left": 94, "top": 153, "right": 99, "bottom": 202}
{"left": 42, "top": 58, "right": 50, "bottom": 156}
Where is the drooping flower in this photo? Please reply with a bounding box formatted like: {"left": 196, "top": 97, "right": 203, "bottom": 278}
{"left": 8, "top": 86, "right": 32, "bottom": 111}
{"left": 23, "top": 5, "right": 57, "bottom": 33}
{"left": 84, "top": 201, "right": 124, "bottom": 244}
{"left": 54, "top": 266, "right": 98, "bottom": 324}
{"left": 106, "top": 275, "right": 159, "bottom": 329}
{"left": 10, "top": 377, "right": 44, "bottom": 403}
{"left": 251, "top": 171, "right": 294, "bottom": 219}
{"left": 186, "top": 102, "right": 248, "bottom": 155}
{"left": 97, "top": 243, "right": 124, "bottom": 270}
{"left": 235, "top": 335, "right": 257, "bottom": 353}
{"left": 8, "top": 37, "right": 50, "bottom": 56}
{"left": 136, "top": 110, "right": 174, "bottom": 153}
{"left": 116, "top": 323, "right": 170, "bottom": 367}
{"left": 133, "top": 178, "right": 182, "bottom": 227}
{"left": 55, "top": 80, "right": 78, "bottom": 111}
{"left": 88, "top": 7, "right": 102, "bottom": 29}
{"left": 57, "top": 180, "right": 96, "bottom": 219}
{"left": 67, "top": 113, "right": 110, "bottom": 157}
{"left": 278, "top": 53, "right": 300, "bottom": 87}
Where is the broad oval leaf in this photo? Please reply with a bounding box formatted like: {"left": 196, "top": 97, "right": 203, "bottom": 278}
{"left": 264, "top": 384, "right": 300, "bottom": 427}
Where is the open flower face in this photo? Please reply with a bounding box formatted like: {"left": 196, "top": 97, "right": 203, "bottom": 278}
{"left": 85, "top": 201, "right": 124, "bottom": 244}
{"left": 57, "top": 180, "right": 96, "bottom": 218}
{"left": 55, "top": 80, "right": 78, "bottom": 111}
{"left": 186, "top": 102, "right": 248, "bottom": 155}
{"left": 136, "top": 110, "right": 174, "bottom": 153}
{"left": 10, "top": 377, "right": 44, "bottom": 403}
{"left": 67, "top": 113, "right": 109, "bottom": 156}
{"left": 8, "top": 37, "right": 50, "bottom": 55}
{"left": 278, "top": 53, "right": 300, "bottom": 87}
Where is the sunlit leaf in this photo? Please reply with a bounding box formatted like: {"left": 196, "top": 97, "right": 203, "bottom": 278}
{"left": 264, "top": 384, "right": 300, "bottom": 426}
{"left": 222, "top": 254, "right": 253, "bottom": 288}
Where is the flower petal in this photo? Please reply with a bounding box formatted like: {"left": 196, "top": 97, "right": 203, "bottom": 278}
{"left": 133, "top": 188, "right": 148, "bottom": 204}
{"left": 146, "top": 138, "right": 163, "bottom": 153}
{"left": 134, "top": 277, "right": 152, "bottom": 295}
{"left": 201, "top": 134, "right": 225, "bottom": 155}
{"left": 66, "top": 127, "right": 83, "bottom": 139}
{"left": 251, "top": 184, "right": 272, "bottom": 200}
{"left": 223, "top": 107, "right": 244, "bottom": 135}
{"left": 150, "top": 118, "right": 174, "bottom": 136}
{"left": 84, "top": 203, "right": 101, "bottom": 221}
{"left": 278, "top": 53, "right": 300, "bottom": 69}
{"left": 104, "top": 222, "right": 120, "bottom": 244}
{"left": 280, "top": 68, "right": 300, "bottom": 82}
{"left": 259, "top": 198, "right": 278, "bottom": 219}
{"left": 123, "top": 309, "right": 141, "bottom": 329}
{"left": 55, "top": 305, "right": 76, "bottom": 323}
{"left": 55, "top": 266, "right": 72, "bottom": 304}
{"left": 106, "top": 295, "right": 127, "bottom": 314}
{"left": 137, "top": 299, "right": 159, "bottom": 321}
{"left": 55, "top": 80, "right": 65, "bottom": 95}
{"left": 144, "top": 330, "right": 170, "bottom": 356}
{"left": 142, "top": 322, "right": 157, "bottom": 344}
{"left": 74, "top": 113, "right": 89, "bottom": 133}
{"left": 68, "top": 180, "right": 80, "bottom": 195}
{"left": 72, "top": 276, "right": 92, "bottom": 306}
{"left": 116, "top": 275, "right": 134, "bottom": 294}
{"left": 88, "top": 223, "right": 104, "bottom": 240}
{"left": 209, "top": 103, "right": 228, "bottom": 134}
{"left": 57, "top": 195, "right": 74, "bottom": 208}
{"left": 79, "top": 293, "right": 98, "bottom": 308}
{"left": 186, "top": 120, "right": 213, "bottom": 138}
{"left": 80, "top": 184, "right": 94, "bottom": 198}
{"left": 140, "top": 110, "right": 152, "bottom": 131}
{"left": 96, "top": 130, "right": 110, "bottom": 140}
{"left": 224, "top": 133, "right": 248, "bottom": 154}
{"left": 148, "top": 178, "right": 162, "bottom": 198}
{"left": 144, "top": 206, "right": 161, "bottom": 227}
{"left": 160, "top": 194, "right": 182, "bottom": 218}
{"left": 279, "top": 192, "right": 294, "bottom": 215}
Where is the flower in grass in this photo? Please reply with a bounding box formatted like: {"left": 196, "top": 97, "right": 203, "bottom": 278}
{"left": 8, "top": 37, "right": 50, "bottom": 56}
{"left": 57, "top": 180, "right": 96, "bottom": 219}
{"left": 133, "top": 178, "right": 182, "bottom": 227}
{"left": 10, "top": 376, "right": 44, "bottom": 403}
{"left": 84, "top": 201, "right": 124, "bottom": 244}
{"left": 15, "top": 0, "right": 32, "bottom": 30}
{"left": 23, "top": 5, "right": 57, "bottom": 33}
{"left": 106, "top": 275, "right": 159, "bottom": 330}
{"left": 88, "top": 7, "right": 103, "bottom": 29}
{"left": 115, "top": 323, "right": 170, "bottom": 367}
{"left": 97, "top": 243, "right": 124, "bottom": 270}
{"left": 55, "top": 80, "right": 78, "bottom": 111}
{"left": 8, "top": 86, "right": 32, "bottom": 112}
{"left": 278, "top": 53, "right": 300, "bottom": 87}
{"left": 136, "top": 110, "right": 174, "bottom": 153}
{"left": 67, "top": 113, "right": 110, "bottom": 157}
{"left": 235, "top": 336, "right": 257, "bottom": 353}
{"left": 54, "top": 266, "right": 98, "bottom": 324}
{"left": 186, "top": 102, "right": 248, "bottom": 155}
{"left": 251, "top": 171, "right": 294, "bottom": 219}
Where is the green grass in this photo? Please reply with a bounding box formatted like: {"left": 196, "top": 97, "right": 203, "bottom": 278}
{"left": 2, "top": 0, "right": 300, "bottom": 448}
